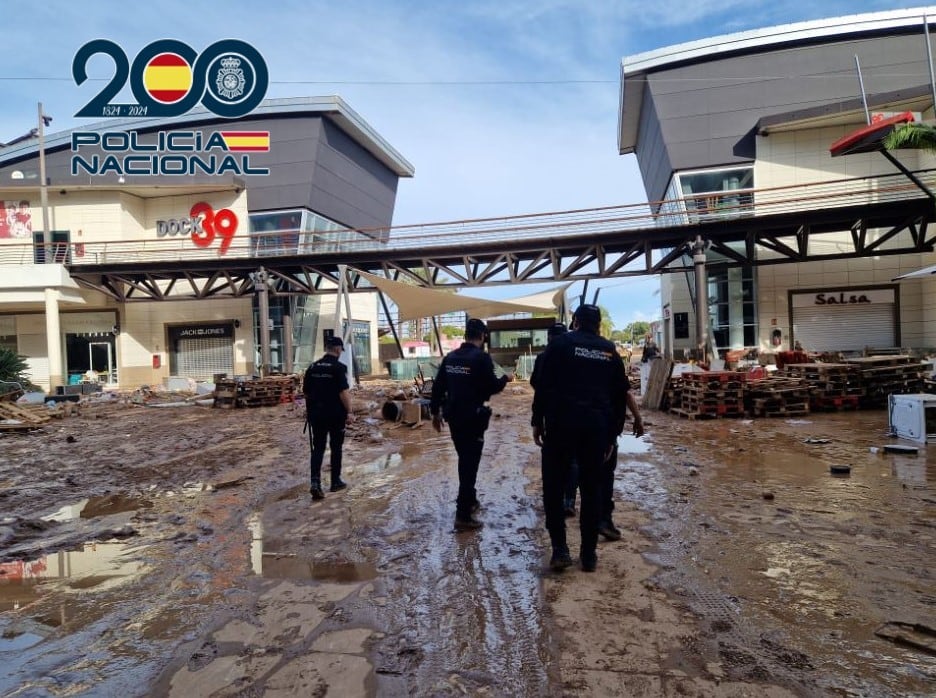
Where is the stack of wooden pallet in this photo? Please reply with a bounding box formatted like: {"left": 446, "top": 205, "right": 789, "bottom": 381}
{"left": 671, "top": 371, "right": 745, "bottom": 419}
{"left": 782, "top": 363, "right": 862, "bottom": 411}
{"left": 0, "top": 401, "right": 51, "bottom": 432}
{"left": 745, "top": 376, "right": 810, "bottom": 417}
{"left": 213, "top": 375, "right": 298, "bottom": 409}
{"left": 844, "top": 355, "right": 926, "bottom": 408}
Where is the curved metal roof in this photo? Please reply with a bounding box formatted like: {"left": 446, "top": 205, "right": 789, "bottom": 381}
{"left": 622, "top": 6, "right": 936, "bottom": 75}
{"left": 0, "top": 95, "right": 414, "bottom": 177}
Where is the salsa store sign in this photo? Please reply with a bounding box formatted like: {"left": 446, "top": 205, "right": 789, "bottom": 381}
{"left": 791, "top": 288, "right": 895, "bottom": 308}
{"left": 790, "top": 287, "right": 897, "bottom": 352}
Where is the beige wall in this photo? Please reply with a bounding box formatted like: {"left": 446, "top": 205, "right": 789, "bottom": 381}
{"left": 661, "top": 113, "right": 936, "bottom": 354}
{"left": 120, "top": 297, "right": 253, "bottom": 387}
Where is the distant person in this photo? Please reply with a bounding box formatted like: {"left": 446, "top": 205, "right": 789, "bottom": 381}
{"left": 531, "top": 304, "right": 628, "bottom": 573}
{"left": 304, "top": 335, "right": 353, "bottom": 500}
{"left": 642, "top": 339, "right": 659, "bottom": 363}
{"left": 530, "top": 322, "right": 579, "bottom": 517}
{"left": 431, "top": 318, "right": 512, "bottom": 531}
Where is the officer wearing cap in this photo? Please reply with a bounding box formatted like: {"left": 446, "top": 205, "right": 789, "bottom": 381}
{"left": 431, "top": 317, "right": 512, "bottom": 531}
{"left": 303, "top": 334, "right": 353, "bottom": 500}
{"left": 531, "top": 304, "right": 631, "bottom": 572}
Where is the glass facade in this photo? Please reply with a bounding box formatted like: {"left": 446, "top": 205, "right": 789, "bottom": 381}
{"left": 248, "top": 209, "right": 382, "bottom": 257}
{"left": 708, "top": 266, "right": 757, "bottom": 350}
{"left": 659, "top": 166, "right": 758, "bottom": 352}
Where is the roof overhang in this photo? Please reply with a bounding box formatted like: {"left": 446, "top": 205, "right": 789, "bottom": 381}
{"left": 619, "top": 7, "right": 936, "bottom": 154}
{"left": 893, "top": 263, "right": 936, "bottom": 280}
{"left": 829, "top": 111, "right": 916, "bottom": 157}
{"left": 0, "top": 96, "right": 414, "bottom": 178}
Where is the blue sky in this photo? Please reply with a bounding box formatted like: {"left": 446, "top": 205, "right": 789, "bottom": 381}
{"left": 0, "top": 0, "right": 916, "bottom": 330}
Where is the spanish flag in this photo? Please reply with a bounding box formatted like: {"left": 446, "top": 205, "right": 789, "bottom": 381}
{"left": 143, "top": 53, "right": 192, "bottom": 104}
{"left": 220, "top": 131, "right": 270, "bottom": 152}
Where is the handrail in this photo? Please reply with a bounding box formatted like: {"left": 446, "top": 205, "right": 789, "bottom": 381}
{"left": 0, "top": 168, "right": 933, "bottom": 268}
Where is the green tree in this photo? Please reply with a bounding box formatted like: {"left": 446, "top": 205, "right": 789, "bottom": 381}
{"left": 0, "top": 347, "right": 33, "bottom": 391}
{"left": 883, "top": 123, "right": 936, "bottom": 152}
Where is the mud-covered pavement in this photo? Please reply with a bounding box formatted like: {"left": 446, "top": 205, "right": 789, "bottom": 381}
{"left": 1, "top": 383, "right": 934, "bottom": 697}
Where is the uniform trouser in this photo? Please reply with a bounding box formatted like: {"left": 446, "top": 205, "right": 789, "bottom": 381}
{"left": 308, "top": 416, "right": 345, "bottom": 485}
{"left": 599, "top": 443, "right": 619, "bottom": 525}
{"left": 542, "top": 421, "right": 608, "bottom": 560}
{"left": 448, "top": 419, "right": 485, "bottom": 517}
{"left": 564, "top": 460, "right": 579, "bottom": 508}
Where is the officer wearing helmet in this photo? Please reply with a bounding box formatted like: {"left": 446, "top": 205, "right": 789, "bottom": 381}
{"left": 431, "top": 317, "right": 512, "bottom": 531}
{"left": 531, "top": 304, "right": 630, "bottom": 572}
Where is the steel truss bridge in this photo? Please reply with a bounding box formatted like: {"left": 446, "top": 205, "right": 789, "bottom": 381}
{"left": 8, "top": 169, "right": 935, "bottom": 301}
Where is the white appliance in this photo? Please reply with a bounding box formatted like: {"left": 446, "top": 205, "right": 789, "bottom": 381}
{"left": 888, "top": 394, "right": 936, "bottom": 444}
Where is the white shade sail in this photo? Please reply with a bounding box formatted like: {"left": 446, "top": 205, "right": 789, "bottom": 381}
{"left": 356, "top": 270, "right": 569, "bottom": 322}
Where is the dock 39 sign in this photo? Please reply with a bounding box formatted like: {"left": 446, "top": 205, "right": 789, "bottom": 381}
{"left": 72, "top": 39, "right": 268, "bottom": 119}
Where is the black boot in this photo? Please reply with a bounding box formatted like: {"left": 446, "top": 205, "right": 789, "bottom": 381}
{"left": 549, "top": 546, "right": 573, "bottom": 571}
{"left": 310, "top": 482, "right": 324, "bottom": 500}
{"left": 454, "top": 511, "right": 483, "bottom": 531}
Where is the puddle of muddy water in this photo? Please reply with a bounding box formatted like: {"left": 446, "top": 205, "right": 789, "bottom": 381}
{"left": 42, "top": 494, "right": 152, "bottom": 522}
{"left": 629, "top": 411, "right": 936, "bottom": 696}
{"left": 246, "top": 512, "right": 376, "bottom": 581}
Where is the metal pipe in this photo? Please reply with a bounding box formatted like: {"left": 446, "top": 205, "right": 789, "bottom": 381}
{"left": 378, "top": 289, "right": 405, "bottom": 359}
{"left": 854, "top": 55, "right": 871, "bottom": 125}
{"left": 38, "top": 102, "right": 50, "bottom": 261}
{"left": 431, "top": 316, "right": 445, "bottom": 357}
{"left": 925, "top": 13, "right": 936, "bottom": 111}
{"left": 283, "top": 313, "right": 294, "bottom": 374}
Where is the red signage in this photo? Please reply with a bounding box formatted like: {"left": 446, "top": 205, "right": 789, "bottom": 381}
{"left": 155, "top": 201, "right": 238, "bottom": 255}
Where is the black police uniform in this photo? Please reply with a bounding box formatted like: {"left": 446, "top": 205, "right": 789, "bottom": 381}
{"left": 533, "top": 327, "right": 627, "bottom": 568}
{"left": 430, "top": 341, "right": 509, "bottom": 520}
{"left": 530, "top": 325, "right": 578, "bottom": 516}
{"left": 303, "top": 352, "right": 349, "bottom": 489}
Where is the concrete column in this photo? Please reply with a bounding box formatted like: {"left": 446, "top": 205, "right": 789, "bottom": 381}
{"left": 44, "top": 287, "right": 63, "bottom": 391}
{"left": 256, "top": 267, "right": 271, "bottom": 377}
{"left": 692, "top": 236, "right": 710, "bottom": 363}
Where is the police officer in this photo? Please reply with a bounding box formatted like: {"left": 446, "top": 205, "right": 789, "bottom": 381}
{"left": 532, "top": 304, "right": 628, "bottom": 572}
{"left": 304, "top": 335, "right": 352, "bottom": 500}
{"left": 530, "top": 322, "right": 579, "bottom": 517}
{"left": 431, "top": 317, "right": 511, "bottom": 531}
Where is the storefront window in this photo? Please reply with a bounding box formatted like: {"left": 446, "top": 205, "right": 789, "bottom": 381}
{"left": 249, "top": 210, "right": 302, "bottom": 256}
{"left": 708, "top": 266, "right": 757, "bottom": 351}
{"left": 655, "top": 167, "right": 754, "bottom": 227}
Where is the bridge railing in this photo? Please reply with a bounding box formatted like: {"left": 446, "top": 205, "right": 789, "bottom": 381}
{"left": 0, "top": 168, "right": 932, "bottom": 268}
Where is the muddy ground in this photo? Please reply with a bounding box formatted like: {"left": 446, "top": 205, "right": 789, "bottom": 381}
{"left": 0, "top": 380, "right": 934, "bottom": 697}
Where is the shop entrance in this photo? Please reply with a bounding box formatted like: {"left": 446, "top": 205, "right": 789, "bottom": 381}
{"left": 65, "top": 334, "right": 117, "bottom": 385}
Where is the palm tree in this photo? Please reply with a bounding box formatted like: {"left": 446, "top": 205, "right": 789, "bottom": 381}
{"left": 883, "top": 122, "right": 936, "bottom": 152}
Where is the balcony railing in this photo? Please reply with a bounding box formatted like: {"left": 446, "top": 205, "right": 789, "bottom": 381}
{"left": 0, "top": 168, "right": 933, "bottom": 268}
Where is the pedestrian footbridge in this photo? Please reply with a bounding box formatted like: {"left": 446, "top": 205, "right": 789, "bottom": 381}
{"left": 4, "top": 168, "right": 935, "bottom": 301}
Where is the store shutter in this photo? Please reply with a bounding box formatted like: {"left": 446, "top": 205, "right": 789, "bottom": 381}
{"left": 792, "top": 304, "right": 896, "bottom": 352}
{"left": 177, "top": 337, "right": 234, "bottom": 381}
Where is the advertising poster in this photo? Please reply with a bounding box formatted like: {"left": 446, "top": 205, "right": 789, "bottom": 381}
{"left": 0, "top": 200, "right": 33, "bottom": 239}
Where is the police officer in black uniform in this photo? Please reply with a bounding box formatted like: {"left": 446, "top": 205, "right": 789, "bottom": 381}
{"left": 532, "top": 304, "right": 628, "bottom": 572}
{"left": 530, "top": 322, "right": 579, "bottom": 517}
{"left": 431, "top": 318, "right": 511, "bottom": 531}
{"left": 303, "top": 335, "right": 353, "bottom": 500}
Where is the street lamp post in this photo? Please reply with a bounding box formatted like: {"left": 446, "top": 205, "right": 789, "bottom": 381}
{"left": 37, "top": 102, "right": 52, "bottom": 261}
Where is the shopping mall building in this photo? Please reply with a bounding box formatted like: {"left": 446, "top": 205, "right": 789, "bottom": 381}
{"left": 0, "top": 97, "right": 413, "bottom": 391}
{"left": 620, "top": 6, "right": 936, "bottom": 357}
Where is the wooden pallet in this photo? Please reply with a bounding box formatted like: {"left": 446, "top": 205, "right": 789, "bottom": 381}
{"left": 0, "top": 402, "right": 50, "bottom": 431}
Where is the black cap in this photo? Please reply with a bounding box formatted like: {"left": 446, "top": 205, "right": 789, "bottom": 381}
{"left": 547, "top": 322, "right": 567, "bottom": 339}
{"left": 573, "top": 304, "right": 601, "bottom": 327}
{"left": 465, "top": 318, "right": 487, "bottom": 337}
{"left": 325, "top": 335, "right": 344, "bottom": 349}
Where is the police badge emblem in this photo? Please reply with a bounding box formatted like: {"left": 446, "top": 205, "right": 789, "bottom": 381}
{"left": 215, "top": 56, "right": 246, "bottom": 101}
